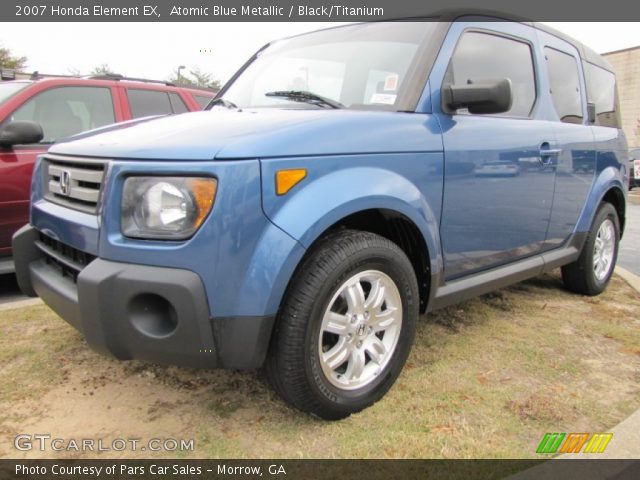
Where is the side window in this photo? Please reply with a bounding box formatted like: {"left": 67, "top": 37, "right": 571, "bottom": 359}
{"left": 584, "top": 62, "right": 620, "bottom": 128}
{"left": 169, "top": 92, "right": 189, "bottom": 113}
{"left": 9, "top": 86, "right": 114, "bottom": 143}
{"left": 445, "top": 31, "right": 536, "bottom": 118}
{"left": 545, "top": 47, "right": 583, "bottom": 124}
{"left": 194, "top": 94, "right": 213, "bottom": 109}
{"left": 127, "top": 89, "right": 172, "bottom": 118}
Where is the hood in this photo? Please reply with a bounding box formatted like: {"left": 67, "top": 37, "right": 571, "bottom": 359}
{"left": 50, "top": 108, "right": 442, "bottom": 160}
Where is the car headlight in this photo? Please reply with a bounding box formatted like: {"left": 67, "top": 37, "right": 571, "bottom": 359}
{"left": 121, "top": 176, "right": 217, "bottom": 240}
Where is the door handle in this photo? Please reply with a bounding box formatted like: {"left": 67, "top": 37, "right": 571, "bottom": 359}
{"left": 539, "top": 143, "right": 561, "bottom": 165}
{"left": 540, "top": 148, "right": 562, "bottom": 156}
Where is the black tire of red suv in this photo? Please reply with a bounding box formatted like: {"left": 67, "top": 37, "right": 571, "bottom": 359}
{"left": 562, "top": 202, "right": 620, "bottom": 296}
{"left": 264, "top": 229, "right": 419, "bottom": 420}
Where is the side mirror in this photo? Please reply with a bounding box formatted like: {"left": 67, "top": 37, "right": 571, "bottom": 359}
{"left": 443, "top": 78, "right": 513, "bottom": 115}
{"left": 0, "top": 121, "right": 44, "bottom": 147}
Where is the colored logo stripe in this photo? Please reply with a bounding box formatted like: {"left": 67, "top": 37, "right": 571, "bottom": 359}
{"left": 536, "top": 433, "right": 565, "bottom": 453}
{"left": 559, "top": 433, "right": 589, "bottom": 453}
{"left": 583, "top": 433, "right": 613, "bottom": 453}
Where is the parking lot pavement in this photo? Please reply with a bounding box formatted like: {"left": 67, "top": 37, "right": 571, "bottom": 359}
{"left": 0, "top": 273, "right": 26, "bottom": 305}
{"left": 619, "top": 201, "right": 640, "bottom": 276}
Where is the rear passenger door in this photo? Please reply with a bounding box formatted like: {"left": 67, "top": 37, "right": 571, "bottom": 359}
{"left": 432, "top": 21, "right": 557, "bottom": 280}
{"left": 535, "top": 30, "right": 595, "bottom": 250}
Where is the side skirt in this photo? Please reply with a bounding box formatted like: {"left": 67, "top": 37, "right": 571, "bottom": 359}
{"left": 427, "top": 233, "right": 587, "bottom": 312}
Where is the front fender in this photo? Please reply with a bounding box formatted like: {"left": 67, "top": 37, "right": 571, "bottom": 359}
{"left": 260, "top": 153, "right": 444, "bottom": 278}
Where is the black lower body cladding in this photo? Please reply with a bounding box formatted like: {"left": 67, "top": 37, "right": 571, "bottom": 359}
{"left": 12, "top": 225, "right": 274, "bottom": 369}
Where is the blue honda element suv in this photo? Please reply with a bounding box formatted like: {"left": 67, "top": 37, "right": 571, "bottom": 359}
{"left": 13, "top": 17, "right": 628, "bottom": 419}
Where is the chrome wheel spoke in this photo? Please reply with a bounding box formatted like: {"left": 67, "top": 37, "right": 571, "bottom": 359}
{"left": 345, "top": 349, "right": 366, "bottom": 380}
{"left": 322, "top": 337, "right": 350, "bottom": 370}
{"left": 369, "top": 307, "right": 399, "bottom": 332}
{"left": 364, "top": 336, "right": 386, "bottom": 365}
{"left": 364, "top": 279, "right": 385, "bottom": 310}
{"left": 323, "top": 311, "right": 350, "bottom": 335}
{"left": 344, "top": 282, "right": 366, "bottom": 313}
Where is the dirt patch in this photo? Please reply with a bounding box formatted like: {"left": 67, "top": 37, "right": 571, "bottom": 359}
{"left": 0, "top": 272, "right": 639, "bottom": 459}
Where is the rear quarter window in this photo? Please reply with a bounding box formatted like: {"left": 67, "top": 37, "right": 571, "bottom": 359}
{"left": 545, "top": 47, "right": 583, "bottom": 124}
{"left": 584, "top": 62, "right": 621, "bottom": 128}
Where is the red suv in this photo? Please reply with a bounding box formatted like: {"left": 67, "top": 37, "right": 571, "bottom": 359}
{"left": 0, "top": 75, "right": 215, "bottom": 273}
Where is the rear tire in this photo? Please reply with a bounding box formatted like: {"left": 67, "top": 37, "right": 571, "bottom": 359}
{"left": 265, "top": 229, "right": 419, "bottom": 420}
{"left": 562, "top": 202, "right": 620, "bottom": 296}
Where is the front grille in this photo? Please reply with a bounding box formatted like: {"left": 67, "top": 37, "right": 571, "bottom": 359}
{"left": 36, "top": 233, "right": 96, "bottom": 282}
{"left": 43, "top": 155, "right": 106, "bottom": 214}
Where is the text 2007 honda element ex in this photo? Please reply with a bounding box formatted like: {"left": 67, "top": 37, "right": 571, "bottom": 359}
{"left": 14, "top": 18, "right": 628, "bottom": 419}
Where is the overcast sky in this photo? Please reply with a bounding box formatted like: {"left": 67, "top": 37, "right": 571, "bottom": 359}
{"left": 0, "top": 22, "right": 638, "bottom": 84}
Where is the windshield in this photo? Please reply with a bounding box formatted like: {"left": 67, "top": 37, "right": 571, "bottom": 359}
{"left": 220, "top": 22, "right": 437, "bottom": 111}
{"left": 0, "top": 81, "right": 30, "bottom": 104}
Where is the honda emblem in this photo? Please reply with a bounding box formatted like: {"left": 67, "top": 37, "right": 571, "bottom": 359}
{"left": 60, "top": 170, "right": 72, "bottom": 196}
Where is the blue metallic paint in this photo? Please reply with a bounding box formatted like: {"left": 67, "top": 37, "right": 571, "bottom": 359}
{"left": 50, "top": 109, "right": 444, "bottom": 161}
{"left": 260, "top": 153, "right": 445, "bottom": 285}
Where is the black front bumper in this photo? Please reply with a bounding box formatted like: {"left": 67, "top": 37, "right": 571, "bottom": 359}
{"left": 12, "top": 225, "right": 274, "bottom": 369}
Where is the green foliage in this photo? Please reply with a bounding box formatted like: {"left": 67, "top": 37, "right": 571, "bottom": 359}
{"left": 90, "top": 63, "right": 116, "bottom": 76}
{"left": 168, "top": 66, "right": 221, "bottom": 90}
{"left": 0, "top": 45, "right": 27, "bottom": 70}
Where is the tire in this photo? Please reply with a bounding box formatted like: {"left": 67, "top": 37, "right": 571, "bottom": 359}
{"left": 562, "top": 202, "right": 620, "bottom": 296}
{"left": 264, "top": 229, "right": 419, "bottom": 420}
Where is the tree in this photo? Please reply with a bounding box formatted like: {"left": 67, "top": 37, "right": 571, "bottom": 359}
{"left": 0, "top": 45, "right": 27, "bottom": 70}
{"left": 188, "top": 67, "right": 221, "bottom": 90}
{"left": 168, "top": 66, "right": 221, "bottom": 90}
{"left": 90, "top": 64, "right": 116, "bottom": 76}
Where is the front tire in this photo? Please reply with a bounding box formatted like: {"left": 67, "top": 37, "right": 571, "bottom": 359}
{"left": 562, "top": 202, "right": 620, "bottom": 296}
{"left": 265, "top": 230, "right": 419, "bottom": 420}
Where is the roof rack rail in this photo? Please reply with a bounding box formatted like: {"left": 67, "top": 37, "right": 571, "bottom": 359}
{"left": 88, "top": 73, "right": 176, "bottom": 86}
{"left": 173, "top": 83, "right": 220, "bottom": 93}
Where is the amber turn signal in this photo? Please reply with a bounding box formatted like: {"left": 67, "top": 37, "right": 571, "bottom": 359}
{"left": 276, "top": 169, "right": 307, "bottom": 195}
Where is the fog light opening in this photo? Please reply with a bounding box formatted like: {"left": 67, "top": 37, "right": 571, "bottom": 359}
{"left": 129, "top": 293, "right": 178, "bottom": 338}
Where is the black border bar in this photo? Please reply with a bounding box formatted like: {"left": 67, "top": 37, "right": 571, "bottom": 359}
{"left": 1, "top": 460, "right": 640, "bottom": 480}
{"left": 3, "top": 0, "right": 640, "bottom": 22}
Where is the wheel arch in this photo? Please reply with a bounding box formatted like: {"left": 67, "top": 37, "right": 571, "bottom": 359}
{"left": 601, "top": 186, "right": 626, "bottom": 237}
{"left": 577, "top": 167, "right": 627, "bottom": 238}
{"left": 279, "top": 208, "right": 436, "bottom": 314}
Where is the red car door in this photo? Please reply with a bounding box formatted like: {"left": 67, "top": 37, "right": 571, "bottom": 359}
{"left": 0, "top": 145, "right": 45, "bottom": 261}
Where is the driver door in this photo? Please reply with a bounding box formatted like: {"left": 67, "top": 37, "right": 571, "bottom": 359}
{"left": 432, "top": 22, "right": 557, "bottom": 280}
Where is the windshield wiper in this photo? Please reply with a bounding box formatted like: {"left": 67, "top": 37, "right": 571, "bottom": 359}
{"left": 265, "top": 90, "right": 343, "bottom": 109}
{"left": 206, "top": 97, "right": 239, "bottom": 110}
